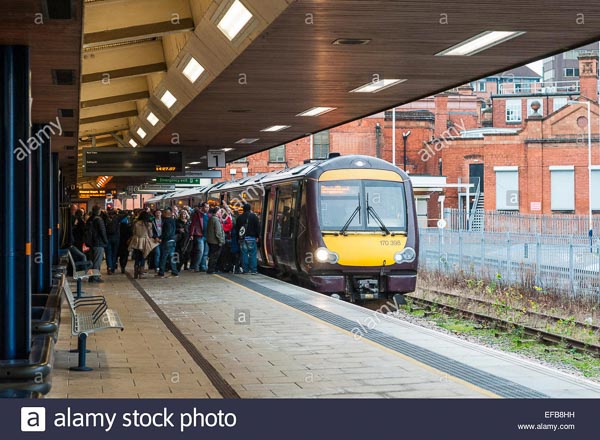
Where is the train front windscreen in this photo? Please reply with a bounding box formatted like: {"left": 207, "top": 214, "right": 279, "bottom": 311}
{"left": 318, "top": 180, "right": 407, "bottom": 233}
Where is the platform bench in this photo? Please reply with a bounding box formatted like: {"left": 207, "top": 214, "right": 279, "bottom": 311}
{"left": 60, "top": 274, "right": 124, "bottom": 371}
{"left": 67, "top": 249, "right": 100, "bottom": 298}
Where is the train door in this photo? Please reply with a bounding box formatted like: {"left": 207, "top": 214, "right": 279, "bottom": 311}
{"left": 262, "top": 187, "right": 276, "bottom": 267}
{"left": 273, "top": 182, "right": 299, "bottom": 271}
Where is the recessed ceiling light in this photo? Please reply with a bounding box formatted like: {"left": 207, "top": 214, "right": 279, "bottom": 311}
{"left": 182, "top": 57, "right": 205, "bottom": 83}
{"left": 136, "top": 127, "right": 147, "bottom": 139}
{"left": 218, "top": 0, "right": 253, "bottom": 41}
{"left": 261, "top": 125, "right": 291, "bottom": 132}
{"left": 129, "top": 139, "right": 138, "bottom": 148}
{"left": 160, "top": 90, "right": 177, "bottom": 109}
{"left": 350, "top": 79, "right": 406, "bottom": 93}
{"left": 222, "top": 148, "right": 234, "bottom": 152}
{"left": 436, "top": 31, "right": 526, "bottom": 56}
{"left": 235, "top": 138, "right": 259, "bottom": 144}
{"left": 297, "top": 107, "right": 337, "bottom": 117}
{"left": 185, "top": 166, "right": 190, "bottom": 169}
{"left": 189, "top": 161, "right": 201, "bottom": 165}
{"left": 147, "top": 112, "right": 159, "bottom": 126}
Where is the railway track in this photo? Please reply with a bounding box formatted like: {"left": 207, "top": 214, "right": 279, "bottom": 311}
{"left": 404, "top": 288, "right": 600, "bottom": 356}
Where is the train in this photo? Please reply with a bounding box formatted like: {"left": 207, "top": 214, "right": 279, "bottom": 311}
{"left": 147, "top": 155, "right": 419, "bottom": 302}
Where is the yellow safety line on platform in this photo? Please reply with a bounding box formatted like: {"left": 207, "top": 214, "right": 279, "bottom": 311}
{"left": 216, "top": 275, "right": 500, "bottom": 399}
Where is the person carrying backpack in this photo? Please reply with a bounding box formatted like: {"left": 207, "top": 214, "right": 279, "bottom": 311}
{"left": 236, "top": 203, "right": 260, "bottom": 274}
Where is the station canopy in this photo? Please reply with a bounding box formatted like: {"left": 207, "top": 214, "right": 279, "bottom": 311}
{"left": 3, "top": 0, "right": 600, "bottom": 186}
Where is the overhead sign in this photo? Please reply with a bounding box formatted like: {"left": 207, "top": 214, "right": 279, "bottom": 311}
{"left": 83, "top": 148, "right": 183, "bottom": 176}
{"left": 77, "top": 189, "right": 117, "bottom": 200}
{"left": 142, "top": 184, "right": 176, "bottom": 192}
{"left": 207, "top": 150, "right": 226, "bottom": 168}
{"left": 184, "top": 170, "right": 223, "bottom": 178}
{"left": 156, "top": 177, "right": 201, "bottom": 185}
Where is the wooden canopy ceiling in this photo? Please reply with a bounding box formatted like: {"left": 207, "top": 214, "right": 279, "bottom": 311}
{"left": 3, "top": 1, "right": 600, "bottom": 187}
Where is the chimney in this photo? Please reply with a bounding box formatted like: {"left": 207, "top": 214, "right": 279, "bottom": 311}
{"left": 434, "top": 93, "right": 448, "bottom": 137}
{"left": 578, "top": 53, "right": 598, "bottom": 101}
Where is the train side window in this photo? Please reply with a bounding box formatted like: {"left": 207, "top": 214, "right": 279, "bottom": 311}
{"left": 274, "top": 183, "right": 298, "bottom": 239}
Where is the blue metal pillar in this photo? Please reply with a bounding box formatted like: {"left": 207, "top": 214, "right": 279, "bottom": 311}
{"left": 51, "top": 153, "right": 59, "bottom": 267}
{"left": 41, "top": 128, "right": 52, "bottom": 292}
{"left": 31, "top": 124, "right": 45, "bottom": 293}
{"left": 0, "top": 46, "right": 32, "bottom": 360}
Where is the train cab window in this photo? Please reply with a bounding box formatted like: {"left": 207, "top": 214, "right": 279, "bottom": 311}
{"left": 364, "top": 181, "right": 407, "bottom": 231}
{"left": 318, "top": 181, "right": 362, "bottom": 231}
{"left": 274, "top": 183, "right": 298, "bottom": 239}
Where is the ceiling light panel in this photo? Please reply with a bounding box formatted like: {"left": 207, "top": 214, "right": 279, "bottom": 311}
{"left": 182, "top": 57, "right": 205, "bottom": 83}
{"left": 218, "top": 0, "right": 253, "bottom": 41}
{"left": 350, "top": 79, "right": 406, "bottom": 93}
{"left": 436, "top": 31, "right": 526, "bottom": 56}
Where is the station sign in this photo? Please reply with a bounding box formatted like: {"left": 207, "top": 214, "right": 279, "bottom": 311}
{"left": 77, "top": 189, "right": 117, "bottom": 200}
{"left": 156, "top": 177, "right": 201, "bottom": 185}
{"left": 183, "top": 170, "right": 223, "bottom": 178}
{"left": 83, "top": 148, "right": 183, "bottom": 176}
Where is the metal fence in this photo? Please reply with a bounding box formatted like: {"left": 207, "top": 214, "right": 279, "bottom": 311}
{"left": 444, "top": 208, "right": 600, "bottom": 236}
{"left": 419, "top": 228, "right": 600, "bottom": 300}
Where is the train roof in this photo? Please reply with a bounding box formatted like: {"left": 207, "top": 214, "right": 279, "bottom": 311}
{"left": 154, "top": 155, "right": 407, "bottom": 202}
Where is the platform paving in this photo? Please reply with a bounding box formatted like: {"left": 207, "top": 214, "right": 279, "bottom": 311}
{"left": 47, "top": 270, "right": 600, "bottom": 399}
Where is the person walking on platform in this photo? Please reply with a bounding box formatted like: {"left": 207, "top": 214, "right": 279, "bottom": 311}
{"left": 128, "top": 211, "right": 157, "bottom": 279}
{"left": 157, "top": 209, "right": 179, "bottom": 278}
{"left": 117, "top": 210, "right": 132, "bottom": 274}
{"left": 190, "top": 202, "right": 210, "bottom": 272}
{"left": 206, "top": 207, "right": 225, "bottom": 274}
{"left": 104, "top": 209, "right": 120, "bottom": 275}
{"left": 88, "top": 205, "right": 108, "bottom": 283}
{"left": 237, "top": 203, "right": 260, "bottom": 275}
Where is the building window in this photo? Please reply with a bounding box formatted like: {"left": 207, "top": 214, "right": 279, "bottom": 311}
{"left": 269, "top": 145, "right": 286, "bottom": 163}
{"left": 564, "top": 50, "right": 579, "bottom": 60}
{"left": 505, "top": 99, "right": 522, "bottom": 122}
{"left": 234, "top": 157, "right": 248, "bottom": 163}
{"left": 526, "top": 99, "right": 543, "bottom": 116}
{"left": 477, "top": 81, "right": 486, "bottom": 92}
{"left": 543, "top": 69, "right": 555, "bottom": 82}
{"left": 313, "top": 130, "right": 330, "bottom": 159}
{"left": 592, "top": 167, "right": 600, "bottom": 210}
{"left": 550, "top": 166, "right": 575, "bottom": 211}
{"left": 564, "top": 68, "right": 580, "bottom": 77}
{"left": 552, "top": 97, "right": 568, "bottom": 112}
{"left": 494, "top": 167, "right": 519, "bottom": 210}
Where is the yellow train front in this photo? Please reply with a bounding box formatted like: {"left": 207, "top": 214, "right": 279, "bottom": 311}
{"left": 254, "top": 155, "right": 419, "bottom": 302}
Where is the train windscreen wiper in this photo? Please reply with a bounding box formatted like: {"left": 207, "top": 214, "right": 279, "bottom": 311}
{"left": 366, "top": 193, "right": 391, "bottom": 236}
{"left": 339, "top": 193, "right": 361, "bottom": 235}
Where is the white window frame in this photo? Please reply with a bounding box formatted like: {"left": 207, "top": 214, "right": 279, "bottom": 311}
{"left": 552, "top": 97, "right": 568, "bottom": 112}
{"left": 505, "top": 99, "right": 522, "bottom": 122}
{"left": 592, "top": 166, "right": 600, "bottom": 211}
{"left": 550, "top": 166, "right": 575, "bottom": 211}
{"left": 494, "top": 166, "right": 519, "bottom": 211}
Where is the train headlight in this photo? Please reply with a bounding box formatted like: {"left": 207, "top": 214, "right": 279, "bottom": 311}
{"left": 394, "top": 247, "right": 416, "bottom": 264}
{"left": 315, "top": 247, "right": 339, "bottom": 264}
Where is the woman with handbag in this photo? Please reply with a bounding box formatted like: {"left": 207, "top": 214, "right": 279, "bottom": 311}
{"left": 128, "top": 211, "right": 158, "bottom": 279}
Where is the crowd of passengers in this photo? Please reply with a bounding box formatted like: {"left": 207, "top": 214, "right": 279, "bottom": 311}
{"left": 65, "top": 201, "right": 261, "bottom": 281}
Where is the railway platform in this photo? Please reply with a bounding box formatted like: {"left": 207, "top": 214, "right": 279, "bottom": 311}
{"left": 48, "top": 272, "right": 600, "bottom": 399}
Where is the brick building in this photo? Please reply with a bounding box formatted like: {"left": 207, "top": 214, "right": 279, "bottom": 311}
{"left": 217, "top": 53, "right": 598, "bottom": 225}
{"left": 439, "top": 53, "right": 599, "bottom": 216}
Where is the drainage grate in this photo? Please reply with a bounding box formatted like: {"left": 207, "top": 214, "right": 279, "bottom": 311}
{"left": 228, "top": 275, "right": 548, "bottom": 399}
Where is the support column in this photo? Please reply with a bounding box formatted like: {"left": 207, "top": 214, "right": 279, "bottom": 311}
{"left": 51, "top": 153, "right": 60, "bottom": 267}
{"left": 31, "top": 124, "right": 46, "bottom": 293}
{"left": 41, "top": 130, "right": 52, "bottom": 291}
{"left": 0, "top": 46, "right": 32, "bottom": 360}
